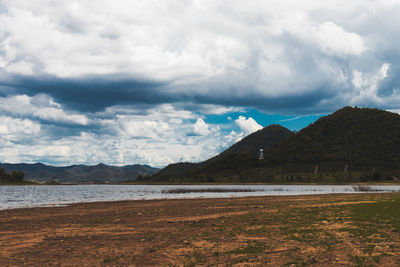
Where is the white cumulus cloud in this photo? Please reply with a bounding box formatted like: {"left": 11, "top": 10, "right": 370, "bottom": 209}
{"left": 235, "top": 116, "right": 263, "bottom": 136}
{"left": 314, "top": 21, "right": 366, "bottom": 57}
{"left": 192, "top": 118, "right": 211, "bottom": 136}
{"left": 0, "top": 115, "right": 40, "bottom": 137}
{"left": 0, "top": 102, "right": 244, "bottom": 167}
{"left": 0, "top": 94, "right": 89, "bottom": 125}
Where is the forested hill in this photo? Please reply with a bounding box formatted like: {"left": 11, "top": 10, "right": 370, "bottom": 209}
{"left": 147, "top": 107, "right": 400, "bottom": 183}
{"left": 216, "top": 124, "right": 294, "bottom": 158}
{"left": 264, "top": 107, "right": 400, "bottom": 171}
{"left": 148, "top": 124, "right": 294, "bottom": 181}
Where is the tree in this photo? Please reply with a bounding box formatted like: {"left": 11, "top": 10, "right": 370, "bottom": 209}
{"left": 10, "top": 171, "right": 24, "bottom": 182}
{"left": 0, "top": 168, "right": 25, "bottom": 182}
{"left": 0, "top": 168, "right": 6, "bottom": 180}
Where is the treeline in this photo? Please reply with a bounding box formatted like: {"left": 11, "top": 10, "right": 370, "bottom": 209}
{"left": 148, "top": 162, "right": 399, "bottom": 184}
{"left": 0, "top": 168, "right": 24, "bottom": 183}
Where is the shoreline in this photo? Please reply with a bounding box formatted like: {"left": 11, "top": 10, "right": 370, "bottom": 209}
{"left": 1, "top": 193, "right": 400, "bottom": 266}
{"left": 2, "top": 180, "right": 400, "bottom": 186}
{"left": 0, "top": 188, "right": 398, "bottom": 211}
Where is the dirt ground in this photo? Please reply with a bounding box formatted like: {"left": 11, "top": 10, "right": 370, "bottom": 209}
{"left": 1, "top": 193, "right": 400, "bottom": 266}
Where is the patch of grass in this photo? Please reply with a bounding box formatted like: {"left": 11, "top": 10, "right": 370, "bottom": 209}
{"left": 349, "top": 255, "right": 368, "bottom": 266}
{"left": 87, "top": 217, "right": 106, "bottom": 226}
{"left": 182, "top": 249, "right": 208, "bottom": 267}
{"left": 352, "top": 185, "right": 384, "bottom": 192}
{"left": 350, "top": 195, "right": 400, "bottom": 231}
{"left": 340, "top": 194, "right": 400, "bottom": 248}
{"left": 282, "top": 259, "right": 308, "bottom": 267}
{"left": 161, "top": 188, "right": 260, "bottom": 194}
{"left": 287, "top": 227, "right": 321, "bottom": 242}
{"left": 192, "top": 250, "right": 207, "bottom": 264}
{"left": 228, "top": 241, "right": 269, "bottom": 254}
{"left": 102, "top": 255, "right": 119, "bottom": 263}
{"left": 228, "top": 256, "right": 251, "bottom": 265}
{"left": 244, "top": 225, "right": 267, "bottom": 236}
{"left": 183, "top": 261, "right": 196, "bottom": 267}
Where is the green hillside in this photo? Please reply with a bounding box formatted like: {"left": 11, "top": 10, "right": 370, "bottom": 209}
{"left": 217, "top": 124, "right": 294, "bottom": 157}
{"left": 149, "top": 125, "right": 294, "bottom": 182}
{"left": 264, "top": 107, "right": 400, "bottom": 175}
{"left": 147, "top": 107, "right": 400, "bottom": 183}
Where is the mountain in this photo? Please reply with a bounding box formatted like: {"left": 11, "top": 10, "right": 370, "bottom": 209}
{"left": 150, "top": 124, "right": 294, "bottom": 182}
{"left": 217, "top": 124, "right": 294, "bottom": 158}
{"left": 148, "top": 107, "right": 400, "bottom": 183}
{"left": 0, "top": 163, "right": 160, "bottom": 183}
{"left": 264, "top": 107, "right": 400, "bottom": 173}
{"left": 145, "top": 162, "right": 198, "bottom": 181}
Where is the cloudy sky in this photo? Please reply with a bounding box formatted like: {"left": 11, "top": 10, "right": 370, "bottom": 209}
{"left": 1, "top": 0, "right": 400, "bottom": 167}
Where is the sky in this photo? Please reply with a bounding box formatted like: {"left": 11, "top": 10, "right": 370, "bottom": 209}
{"left": 1, "top": 0, "right": 400, "bottom": 167}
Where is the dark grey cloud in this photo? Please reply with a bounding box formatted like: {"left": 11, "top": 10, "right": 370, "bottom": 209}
{"left": 2, "top": 0, "right": 390, "bottom": 116}
{"left": 0, "top": 85, "right": 18, "bottom": 96}
{"left": 0, "top": 72, "right": 344, "bottom": 116}
{"left": 0, "top": 75, "right": 169, "bottom": 112}
{"left": 187, "top": 86, "right": 336, "bottom": 115}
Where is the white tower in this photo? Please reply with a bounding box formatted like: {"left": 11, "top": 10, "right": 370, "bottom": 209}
{"left": 259, "top": 148, "right": 264, "bottom": 160}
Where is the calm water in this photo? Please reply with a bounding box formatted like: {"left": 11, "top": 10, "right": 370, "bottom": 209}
{"left": 0, "top": 184, "right": 399, "bottom": 210}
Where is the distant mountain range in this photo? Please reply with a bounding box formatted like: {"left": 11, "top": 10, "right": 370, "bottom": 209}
{"left": 0, "top": 163, "right": 160, "bottom": 183}
{"left": 147, "top": 107, "right": 400, "bottom": 183}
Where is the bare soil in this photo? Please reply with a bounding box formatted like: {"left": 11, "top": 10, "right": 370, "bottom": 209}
{"left": 1, "top": 193, "right": 400, "bottom": 266}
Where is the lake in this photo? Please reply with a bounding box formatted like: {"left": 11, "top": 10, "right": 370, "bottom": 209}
{"left": 1, "top": 184, "right": 399, "bottom": 210}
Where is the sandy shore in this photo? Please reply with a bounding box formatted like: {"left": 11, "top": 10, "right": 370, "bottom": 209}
{"left": 1, "top": 193, "right": 400, "bottom": 266}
